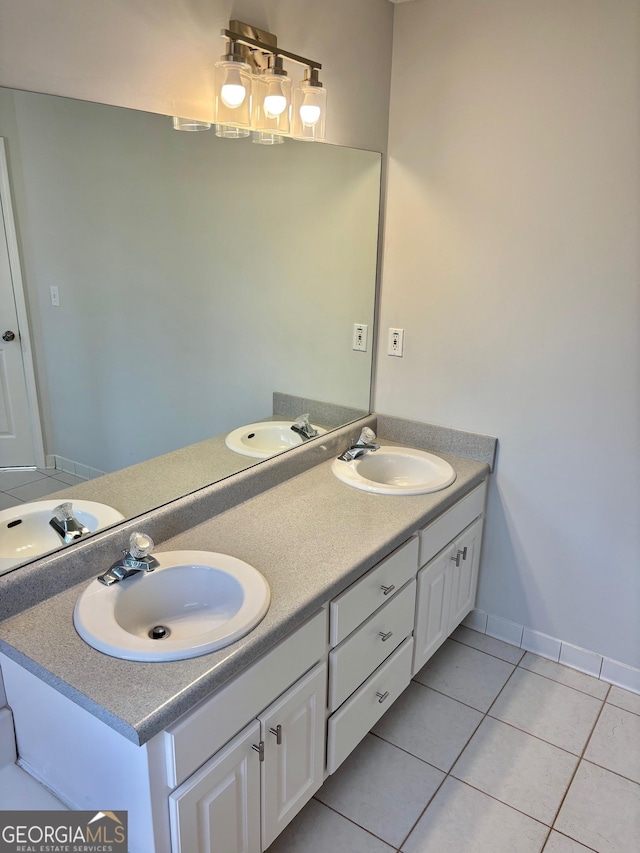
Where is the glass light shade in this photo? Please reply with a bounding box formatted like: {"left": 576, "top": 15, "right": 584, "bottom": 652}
{"left": 172, "top": 117, "right": 212, "bottom": 131}
{"left": 215, "top": 124, "right": 251, "bottom": 139}
{"left": 252, "top": 70, "right": 291, "bottom": 135}
{"left": 251, "top": 131, "right": 285, "bottom": 145}
{"left": 292, "top": 81, "right": 326, "bottom": 141}
{"left": 214, "top": 59, "right": 252, "bottom": 129}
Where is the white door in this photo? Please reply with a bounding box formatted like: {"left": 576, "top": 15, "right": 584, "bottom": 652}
{"left": 449, "top": 518, "right": 484, "bottom": 629}
{"left": 412, "top": 544, "right": 455, "bottom": 676}
{"left": 0, "top": 139, "right": 42, "bottom": 468}
{"left": 169, "top": 720, "right": 262, "bottom": 853}
{"left": 260, "top": 662, "right": 327, "bottom": 850}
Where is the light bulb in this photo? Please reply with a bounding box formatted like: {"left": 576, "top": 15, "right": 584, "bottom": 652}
{"left": 299, "top": 102, "right": 321, "bottom": 126}
{"left": 264, "top": 94, "right": 287, "bottom": 118}
{"left": 221, "top": 67, "right": 247, "bottom": 108}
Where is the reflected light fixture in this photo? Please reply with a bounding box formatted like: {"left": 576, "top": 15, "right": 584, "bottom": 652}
{"left": 172, "top": 20, "right": 326, "bottom": 143}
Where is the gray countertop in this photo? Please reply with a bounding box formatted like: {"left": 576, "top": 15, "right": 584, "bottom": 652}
{"left": 0, "top": 450, "right": 489, "bottom": 746}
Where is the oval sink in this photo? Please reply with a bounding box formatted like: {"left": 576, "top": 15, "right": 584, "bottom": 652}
{"left": 73, "top": 551, "right": 271, "bottom": 662}
{"left": 225, "top": 420, "right": 327, "bottom": 459}
{"left": 331, "top": 446, "right": 456, "bottom": 496}
{"left": 0, "top": 499, "right": 125, "bottom": 576}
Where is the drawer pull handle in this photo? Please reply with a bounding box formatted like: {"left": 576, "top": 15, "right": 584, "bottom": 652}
{"left": 376, "top": 691, "right": 389, "bottom": 703}
{"left": 461, "top": 546, "right": 468, "bottom": 561}
{"left": 380, "top": 584, "right": 395, "bottom": 596}
{"left": 269, "top": 725, "right": 282, "bottom": 745}
{"left": 379, "top": 631, "right": 393, "bottom": 642}
{"left": 252, "top": 741, "right": 265, "bottom": 762}
{"left": 451, "top": 552, "right": 462, "bottom": 568}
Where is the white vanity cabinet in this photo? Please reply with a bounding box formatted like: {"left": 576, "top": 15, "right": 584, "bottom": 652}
{"left": 169, "top": 662, "right": 327, "bottom": 853}
{"left": 412, "top": 484, "right": 486, "bottom": 675}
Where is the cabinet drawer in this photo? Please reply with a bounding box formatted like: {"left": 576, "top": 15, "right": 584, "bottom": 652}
{"left": 164, "top": 608, "right": 327, "bottom": 788}
{"left": 419, "top": 481, "right": 486, "bottom": 567}
{"left": 330, "top": 537, "right": 418, "bottom": 646}
{"left": 326, "top": 637, "right": 413, "bottom": 774}
{"left": 329, "top": 581, "right": 415, "bottom": 712}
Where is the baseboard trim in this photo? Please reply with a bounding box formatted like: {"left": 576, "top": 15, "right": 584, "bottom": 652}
{"left": 53, "top": 455, "right": 105, "bottom": 481}
{"left": 462, "top": 609, "right": 640, "bottom": 695}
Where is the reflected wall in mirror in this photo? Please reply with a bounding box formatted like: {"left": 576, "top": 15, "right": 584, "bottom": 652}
{"left": 0, "top": 87, "right": 381, "bottom": 572}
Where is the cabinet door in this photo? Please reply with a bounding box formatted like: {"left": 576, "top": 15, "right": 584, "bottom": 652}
{"left": 449, "top": 517, "right": 483, "bottom": 630}
{"left": 412, "top": 544, "right": 455, "bottom": 676}
{"left": 260, "top": 662, "right": 327, "bottom": 850}
{"left": 169, "top": 720, "right": 261, "bottom": 853}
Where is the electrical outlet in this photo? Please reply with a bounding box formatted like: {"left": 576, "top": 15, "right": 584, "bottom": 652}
{"left": 388, "top": 328, "right": 404, "bottom": 357}
{"left": 352, "top": 323, "right": 368, "bottom": 352}
{"left": 50, "top": 286, "right": 60, "bottom": 307}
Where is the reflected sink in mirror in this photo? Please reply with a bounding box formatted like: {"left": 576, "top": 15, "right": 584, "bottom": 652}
{"left": 225, "top": 421, "right": 327, "bottom": 459}
{"left": 331, "top": 446, "right": 456, "bottom": 496}
{"left": 0, "top": 500, "right": 125, "bottom": 576}
{"left": 73, "top": 551, "right": 271, "bottom": 662}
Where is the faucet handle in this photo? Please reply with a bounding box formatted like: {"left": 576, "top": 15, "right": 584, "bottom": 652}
{"left": 128, "top": 532, "right": 154, "bottom": 559}
{"left": 52, "top": 501, "right": 74, "bottom": 522}
{"left": 294, "top": 413, "right": 311, "bottom": 427}
{"left": 359, "top": 427, "right": 377, "bottom": 444}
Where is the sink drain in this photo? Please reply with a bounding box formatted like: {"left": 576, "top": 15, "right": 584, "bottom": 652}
{"left": 149, "top": 625, "right": 171, "bottom": 640}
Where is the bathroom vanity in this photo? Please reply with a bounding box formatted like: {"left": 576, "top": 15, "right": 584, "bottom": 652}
{"left": 0, "top": 422, "right": 494, "bottom": 853}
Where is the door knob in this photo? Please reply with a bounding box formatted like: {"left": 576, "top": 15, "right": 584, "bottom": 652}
{"left": 2, "top": 331, "right": 15, "bottom": 342}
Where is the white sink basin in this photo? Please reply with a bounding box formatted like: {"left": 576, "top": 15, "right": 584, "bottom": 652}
{"left": 73, "top": 551, "right": 271, "bottom": 662}
{"left": 225, "top": 420, "right": 327, "bottom": 459}
{"left": 331, "top": 446, "right": 456, "bottom": 496}
{"left": 0, "top": 499, "right": 125, "bottom": 576}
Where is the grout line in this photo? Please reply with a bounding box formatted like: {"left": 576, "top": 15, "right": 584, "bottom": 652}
{"left": 311, "top": 796, "right": 398, "bottom": 850}
{"left": 396, "top": 664, "right": 523, "bottom": 851}
{"left": 546, "top": 829, "right": 600, "bottom": 853}
{"left": 368, "top": 730, "right": 451, "bottom": 774}
{"left": 580, "top": 756, "right": 640, "bottom": 788}
{"left": 483, "top": 713, "right": 598, "bottom": 760}
{"left": 517, "top": 659, "right": 610, "bottom": 701}
{"left": 605, "top": 696, "right": 640, "bottom": 718}
{"left": 410, "top": 678, "right": 497, "bottom": 714}
{"left": 449, "top": 634, "right": 525, "bottom": 666}
{"left": 548, "top": 683, "right": 611, "bottom": 832}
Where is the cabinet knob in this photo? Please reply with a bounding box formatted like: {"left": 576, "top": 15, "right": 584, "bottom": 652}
{"left": 252, "top": 741, "right": 265, "bottom": 762}
{"left": 380, "top": 584, "right": 395, "bottom": 596}
{"left": 375, "top": 691, "right": 389, "bottom": 704}
{"left": 269, "top": 724, "right": 282, "bottom": 745}
{"left": 378, "top": 631, "right": 393, "bottom": 642}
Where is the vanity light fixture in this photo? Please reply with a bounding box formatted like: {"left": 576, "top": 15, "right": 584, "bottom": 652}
{"left": 171, "top": 117, "right": 212, "bottom": 132}
{"left": 172, "top": 20, "right": 326, "bottom": 143}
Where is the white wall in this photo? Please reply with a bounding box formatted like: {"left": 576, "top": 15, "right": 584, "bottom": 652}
{"left": 376, "top": 0, "right": 640, "bottom": 667}
{"left": 0, "top": 0, "right": 393, "bottom": 153}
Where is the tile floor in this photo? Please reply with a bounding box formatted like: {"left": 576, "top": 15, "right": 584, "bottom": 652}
{"left": 269, "top": 626, "right": 640, "bottom": 853}
{"left": 0, "top": 468, "right": 85, "bottom": 511}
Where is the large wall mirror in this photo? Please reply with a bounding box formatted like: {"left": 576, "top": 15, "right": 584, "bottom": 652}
{"left": 0, "top": 87, "right": 380, "bottom": 573}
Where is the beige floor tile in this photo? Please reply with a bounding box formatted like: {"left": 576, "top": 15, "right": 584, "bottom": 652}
{"left": 451, "top": 625, "right": 525, "bottom": 664}
{"left": 316, "top": 734, "right": 444, "bottom": 848}
{"left": 451, "top": 717, "right": 578, "bottom": 825}
{"left": 0, "top": 493, "right": 22, "bottom": 511}
{"left": 6, "top": 478, "right": 68, "bottom": 502}
{"left": 402, "top": 777, "right": 548, "bottom": 853}
{"left": 267, "top": 799, "right": 394, "bottom": 853}
{"left": 543, "top": 831, "right": 596, "bottom": 852}
{"left": 520, "top": 653, "right": 609, "bottom": 699}
{"left": 607, "top": 685, "right": 640, "bottom": 717}
{"left": 0, "top": 470, "right": 46, "bottom": 491}
{"left": 489, "top": 668, "right": 602, "bottom": 754}
{"left": 555, "top": 761, "right": 640, "bottom": 852}
{"left": 414, "top": 639, "right": 515, "bottom": 712}
{"left": 372, "top": 682, "right": 482, "bottom": 770}
{"left": 585, "top": 704, "right": 640, "bottom": 784}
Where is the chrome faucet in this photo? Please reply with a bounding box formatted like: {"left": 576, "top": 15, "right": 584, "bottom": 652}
{"left": 337, "top": 427, "right": 380, "bottom": 461}
{"left": 49, "top": 502, "right": 89, "bottom": 544}
{"left": 290, "top": 413, "right": 319, "bottom": 441}
{"left": 97, "top": 532, "right": 159, "bottom": 586}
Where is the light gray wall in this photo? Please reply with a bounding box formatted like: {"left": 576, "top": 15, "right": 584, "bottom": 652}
{"left": 3, "top": 89, "right": 379, "bottom": 472}
{"left": 376, "top": 0, "right": 640, "bottom": 667}
{"left": 0, "top": 0, "right": 394, "bottom": 153}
